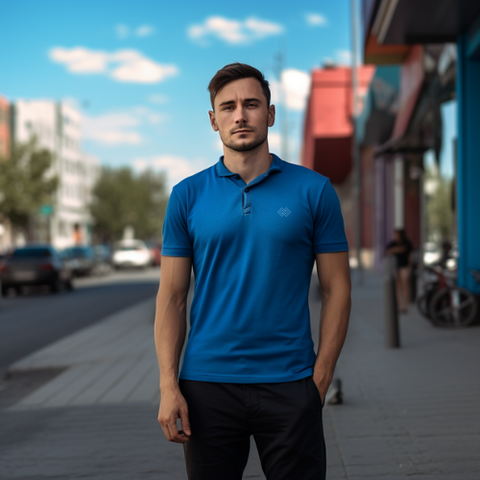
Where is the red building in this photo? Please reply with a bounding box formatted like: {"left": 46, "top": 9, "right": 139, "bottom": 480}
{"left": 0, "top": 95, "right": 10, "bottom": 158}
{"left": 302, "top": 66, "right": 375, "bottom": 263}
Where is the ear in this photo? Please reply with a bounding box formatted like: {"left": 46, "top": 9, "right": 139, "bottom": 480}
{"left": 209, "top": 110, "right": 219, "bottom": 132}
{"left": 268, "top": 105, "right": 275, "bottom": 127}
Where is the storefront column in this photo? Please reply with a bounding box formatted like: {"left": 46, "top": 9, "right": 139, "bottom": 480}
{"left": 393, "top": 155, "right": 404, "bottom": 229}
{"left": 457, "top": 30, "right": 480, "bottom": 293}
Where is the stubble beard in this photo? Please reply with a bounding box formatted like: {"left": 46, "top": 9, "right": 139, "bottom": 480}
{"left": 221, "top": 130, "right": 268, "bottom": 153}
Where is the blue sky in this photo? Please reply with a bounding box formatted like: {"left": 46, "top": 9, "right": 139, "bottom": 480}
{"left": 424, "top": 100, "right": 456, "bottom": 179}
{"left": 0, "top": 0, "right": 356, "bottom": 191}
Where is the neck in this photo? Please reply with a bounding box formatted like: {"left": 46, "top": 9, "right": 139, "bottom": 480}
{"left": 222, "top": 142, "right": 272, "bottom": 184}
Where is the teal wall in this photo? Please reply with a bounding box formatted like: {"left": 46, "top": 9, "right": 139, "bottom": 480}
{"left": 457, "top": 30, "right": 480, "bottom": 293}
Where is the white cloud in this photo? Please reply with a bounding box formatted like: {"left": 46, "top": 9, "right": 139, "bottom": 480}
{"left": 188, "top": 16, "right": 283, "bottom": 45}
{"left": 136, "top": 25, "right": 154, "bottom": 37}
{"left": 268, "top": 132, "right": 281, "bottom": 151}
{"left": 83, "top": 107, "right": 163, "bottom": 145}
{"left": 50, "top": 47, "right": 108, "bottom": 73}
{"left": 214, "top": 137, "right": 224, "bottom": 154}
{"left": 271, "top": 69, "right": 311, "bottom": 111}
{"left": 148, "top": 94, "right": 168, "bottom": 104}
{"left": 336, "top": 49, "right": 352, "bottom": 65}
{"left": 305, "top": 13, "right": 327, "bottom": 26}
{"left": 83, "top": 112, "right": 142, "bottom": 145}
{"left": 133, "top": 155, "right": 198, "bottom": 189}
{"left": 116, "top": 24, "right": 130, "bottom": 39}
{"left": 49, "top": 47, "right": 178, "bottom": 84}
{"left": 244, "top": 17, "right": 283, "bottom": 37}
{"left": 116, "top": 24, "right": 154, "bottom": 38}
{"left": 282, "top": 70, "right": 311, "bottom": 110}
{"left": 63, "top": 97, "right": 83, "bottom": 110}
{"left": 132, "top": 106, "right": 163, "bottom": 124}
{"left": 110, "top": 50, "right": 178, "bottom": 83}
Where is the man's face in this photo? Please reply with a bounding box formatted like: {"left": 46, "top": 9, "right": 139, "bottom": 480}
{"left": 209, "top": 77, "right": 275, "bottom": 153}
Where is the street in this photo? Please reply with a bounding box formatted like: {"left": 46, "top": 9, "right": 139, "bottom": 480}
{"left": 0, "top": 268, "right": 160, "bottom": 378}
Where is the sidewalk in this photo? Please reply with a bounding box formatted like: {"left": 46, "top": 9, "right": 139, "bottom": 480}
{"left": 1, "top": 271, "right": 479, "bottom": 479}
{"left": 325, "top": 271, "right": 480, "bottom": 479}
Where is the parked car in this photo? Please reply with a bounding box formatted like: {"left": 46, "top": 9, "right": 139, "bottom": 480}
{"left": 0, "top": 244, "right": 74, "bottom": 295}
{"left": 62, "top": 246, "right": 96, "bottom": 277}
{"left": 112, "top": 240, "right": 151, "bottom": 269}
{"left": 91, "top": 244, "right": 113, "bottom": 275}
{"left": 145, "top": 241, "right": 162, "bottom": 266}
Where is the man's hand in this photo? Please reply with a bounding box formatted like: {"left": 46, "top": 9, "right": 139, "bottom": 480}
{"left": 312, "top": 371, "right": 331, "bottom": 406}
{"left": 158, "top": 386, "right": 191, "bottom": 443}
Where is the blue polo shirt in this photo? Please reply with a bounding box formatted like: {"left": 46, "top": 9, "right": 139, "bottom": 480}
{"left": 162, "top": 154, "right": 348, "bottom": 383}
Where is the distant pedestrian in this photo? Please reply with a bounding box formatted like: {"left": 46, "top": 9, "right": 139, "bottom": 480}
{"left": 154, "top": 62, "right": 351, "bottom": 480}
{"left": 73, "top": 223, "right": 82, "bottom": 245}
{"left": 385, "top": 228, "right": 413, "bottom": 313}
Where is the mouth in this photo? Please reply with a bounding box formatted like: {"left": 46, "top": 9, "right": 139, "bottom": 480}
{"left": 233, "top": 129, "right": 253, "bottom": 134}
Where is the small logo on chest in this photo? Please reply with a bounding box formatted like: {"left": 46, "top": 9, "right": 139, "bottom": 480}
{"left": 277, "top": 207, "right": 291, "bottom": 217}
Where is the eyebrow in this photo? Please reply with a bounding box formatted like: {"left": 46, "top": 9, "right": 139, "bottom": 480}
{"left": 218, "top": 97, "right": 263, "bottom": 108}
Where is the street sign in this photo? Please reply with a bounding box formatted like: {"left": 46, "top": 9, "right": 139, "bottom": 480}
{"left": 39, "top": 204, "right": 54, "bottom": 216}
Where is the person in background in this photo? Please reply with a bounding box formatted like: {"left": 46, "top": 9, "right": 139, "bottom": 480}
{"left": 73, "top": 223, "right": 82, "bottom": 245}
{"left": 386, "top": 228, "right": 413, "bottom": 313}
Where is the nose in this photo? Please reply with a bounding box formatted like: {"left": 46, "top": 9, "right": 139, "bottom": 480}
{"left": 234, "top": 106, "right": 247, "bottom": 124}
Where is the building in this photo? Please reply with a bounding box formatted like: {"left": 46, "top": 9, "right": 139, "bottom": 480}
{"left": 0, "top": 95, "right": 10, "bottom": 158}
{"left": 10, "top": 99, "right": 100, "bottom": 249}
{"left": 362, "top": 0, "right": 480, "bottom": 295}
{"left": 302, "top": 65, "right": 375, "bottom": 266}
{"left": 0, "top": 95, "right": 13, "bottom": 252}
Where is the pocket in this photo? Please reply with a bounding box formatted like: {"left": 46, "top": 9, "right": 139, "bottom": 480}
{"left": 308, "top": 377, "right": 324, "bottom": 408}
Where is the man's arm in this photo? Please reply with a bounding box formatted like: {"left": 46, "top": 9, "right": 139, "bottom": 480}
{"left": 155, "top": 255, "right": 192, "bottom": 443}
{"left": 313, "top": 251, "right": 352, "bottom": 402}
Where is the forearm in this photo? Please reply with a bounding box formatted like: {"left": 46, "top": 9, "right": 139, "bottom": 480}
{"left": 154, "top": 290, "right": 187, "bottom": 391}
{"left": 314, "top": 287, "right": 351, "bottom": 382}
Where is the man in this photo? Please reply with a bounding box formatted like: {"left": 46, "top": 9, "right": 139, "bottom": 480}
{"left": 155, "top": 63, "right": 351, "bottom": 480}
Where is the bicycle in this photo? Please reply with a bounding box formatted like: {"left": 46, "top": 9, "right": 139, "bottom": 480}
{"left": 416, "top": 266, "right": 440, "bottom": 319}
{"left": 416, "top": 266, "right": 479, "bottom": 328}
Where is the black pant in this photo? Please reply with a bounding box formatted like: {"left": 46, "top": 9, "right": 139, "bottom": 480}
{"left": 179, "top": 377, "right": 326, "bottom": 480}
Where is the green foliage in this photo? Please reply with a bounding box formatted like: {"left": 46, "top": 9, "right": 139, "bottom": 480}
{"left": 425, "top": 166, "right": 454, "bottom": 243}
{"left": 90, "top": 166, "right": 168, "bottom": 243}
{"left": 0, "top": 138, "right": 59, "bottom": 228}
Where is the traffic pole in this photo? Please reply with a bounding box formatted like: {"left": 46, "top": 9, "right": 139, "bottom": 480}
{"left": 384, "top": 255, "right": 400, "bottom": 348}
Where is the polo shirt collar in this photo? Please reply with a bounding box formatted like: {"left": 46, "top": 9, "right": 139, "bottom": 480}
{"left": 215, "top": 153, "right": 283, "bottom": 177}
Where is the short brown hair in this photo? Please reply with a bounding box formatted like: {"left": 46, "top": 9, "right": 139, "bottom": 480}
{"left": 208, "top": 62, "right": 271, "bottom": 110}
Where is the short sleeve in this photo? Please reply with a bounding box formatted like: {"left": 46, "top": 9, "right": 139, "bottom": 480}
{"left": 162, "top": 187, "right": 193, "bottom": 257}
{"left": 313, "top": 180, "right": 349, "bottom": 254}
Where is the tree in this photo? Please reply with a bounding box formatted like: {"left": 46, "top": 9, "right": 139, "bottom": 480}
{"left": 425, "top": 165, "right": 454, "bottom": 243}
{"left": 0, "top": 138, "right": 58, "bottom": 232}
{"left": 90, "top": 166, "right": 169, "bottom": 243}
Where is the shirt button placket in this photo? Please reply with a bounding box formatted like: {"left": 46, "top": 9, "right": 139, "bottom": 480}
{"left": 243, "top": 187, "right": 252, "bottom": 215}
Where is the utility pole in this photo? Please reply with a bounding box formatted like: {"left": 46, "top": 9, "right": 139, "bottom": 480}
{"left": 275, "top": 51, "right": 289, "bottom": 162}
{"left": 351, "top": 0, "right": 363, "bottom": 284}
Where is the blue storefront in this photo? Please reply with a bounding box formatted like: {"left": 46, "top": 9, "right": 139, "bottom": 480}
{"left": 362, "top": 0, "right": 480, "bottom": 294}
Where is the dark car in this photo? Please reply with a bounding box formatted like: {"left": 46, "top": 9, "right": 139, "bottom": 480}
{"left": 0, "top": 244, "right": 74, "bottom": 295}
{"left": 62, "top": 246, "right": 96, "bottom": 277}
